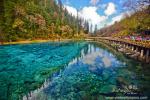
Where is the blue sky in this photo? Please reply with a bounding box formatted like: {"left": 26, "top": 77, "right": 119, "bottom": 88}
{"left": 60, "top": 0, "right": 127, "bottom": 30}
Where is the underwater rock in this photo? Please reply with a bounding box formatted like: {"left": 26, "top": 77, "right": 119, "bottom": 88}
{"left": 117, "top": 77, "right": 129, "bottom": 86}
{"left": 108, "top": 77, "right": 117, "bottom": 85}
{"left": 100, "top": 85, "right": 116, "bottom": 93}
{"left": 102, "top": 70, "right": 111, "bottom": 80}
{"left": 67, "top": 92, "right": 76, "bottom": 99}
{"left": 98, "top": 95, "right": 105, "bottom": 100}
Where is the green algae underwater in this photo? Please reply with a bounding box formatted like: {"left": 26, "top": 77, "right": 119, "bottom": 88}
{"left": 0, "top": 41, "right": 149, "bottom": 100}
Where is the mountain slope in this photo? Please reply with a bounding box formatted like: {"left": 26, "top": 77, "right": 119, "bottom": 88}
{"left": 0, "top": 0, "right": 86, "bottom": 42}
{"left": 97, "top": 7, "right": 150, "bottom": 38}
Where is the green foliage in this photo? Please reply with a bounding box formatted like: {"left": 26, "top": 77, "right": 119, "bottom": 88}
{"left": 0, "top": 0, "right": 85, "bottom": 42}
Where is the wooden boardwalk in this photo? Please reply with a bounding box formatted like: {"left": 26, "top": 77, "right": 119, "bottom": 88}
{"left": 88, "top": 37, "right": 150, "bottom": 49}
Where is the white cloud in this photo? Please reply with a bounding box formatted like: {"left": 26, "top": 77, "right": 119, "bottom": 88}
{"left": 111, "top": 14, "right": 124, "bottom": 24}
{"left": 104, "top": 2, "right": 116, "bottom": 16}
{"left": 64, "top": 5, "right": 78, "bottom": 17}
{"left": 90, "top": 0, "right": 100, "bottom": 5}
{"left": 108, "top": 10, "right": 134, "bottom": 26}
{"left": 80, "top": 6, "right": 107, "bottom": 25}
{"left": 64, "top": 5, "right": 107, "bottom": 26}
{"left": 82, "top": 51, "right": 103, "bottom": 65}
{"left": 102, "top": 56, "right": 111, "bottom": 67}
{"left": 82, "top": 49, "right": 111, "bottom": 67}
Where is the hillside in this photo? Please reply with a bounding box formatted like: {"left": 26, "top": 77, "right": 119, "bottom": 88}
{"left": 0, "top": 0, "right": 87, "bottom": 43}
{"left": 96, "top": 7, "right": 150, "bottom": 39}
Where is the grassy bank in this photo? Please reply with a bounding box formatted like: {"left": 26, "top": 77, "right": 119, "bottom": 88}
{"left": 0, "top": 38, "right": 86, "bottom": 45}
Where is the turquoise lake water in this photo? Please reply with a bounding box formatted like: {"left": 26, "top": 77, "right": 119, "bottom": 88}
{"left": 0, "top": 41, "right": 149, "bottom": 100}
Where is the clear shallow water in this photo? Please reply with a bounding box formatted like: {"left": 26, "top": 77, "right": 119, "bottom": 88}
{"left": 0, "top": 41, "right": 149, "bottom": 100}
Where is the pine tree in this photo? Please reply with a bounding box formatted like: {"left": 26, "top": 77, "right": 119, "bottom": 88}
{"left": 90, "top": 24, "right": 93, "bottom": 33}
{"left": 94, "top": 24, "right": 97, "bottom": 35}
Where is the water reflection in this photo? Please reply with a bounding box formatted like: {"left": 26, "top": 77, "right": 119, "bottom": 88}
{"left": 0, "top": 42, "right": 149, "bottom": 100}
{"left": 27, "top": 42, "right": 149, "bottom": 100}
{"left": 0, "top": 41, "right": 87, "bottom": 100}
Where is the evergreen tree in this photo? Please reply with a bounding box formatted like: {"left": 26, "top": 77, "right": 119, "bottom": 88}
{"left": 90, "top": 24, "right": 93, "bottom": 33}
{"left": 94, "top": 24, "right": 97, "bottom": 35}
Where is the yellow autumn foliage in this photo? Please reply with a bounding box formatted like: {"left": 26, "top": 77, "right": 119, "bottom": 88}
{"left": 12, "top": 18, "right": 24, "bottom": 28}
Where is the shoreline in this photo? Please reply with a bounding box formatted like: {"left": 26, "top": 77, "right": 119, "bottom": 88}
{"left": 0, "top": 38, "right": 85, "bottom": 45}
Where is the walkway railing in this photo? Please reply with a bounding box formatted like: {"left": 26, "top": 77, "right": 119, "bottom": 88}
{"left": 88, "top": 37, "right": 150, "bottom": 49}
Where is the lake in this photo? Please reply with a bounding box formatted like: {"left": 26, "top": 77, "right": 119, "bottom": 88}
{"left": 0, "top": 41, "right": 149, "bottom": 100}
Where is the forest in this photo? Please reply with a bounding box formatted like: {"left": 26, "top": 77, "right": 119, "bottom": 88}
{"left": 0, "top": 0, "right": 89, "bottom": 43}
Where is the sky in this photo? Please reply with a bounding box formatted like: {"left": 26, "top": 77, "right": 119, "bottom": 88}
{"left": 60, "top": 0, "right": 128, "bottom": 30}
